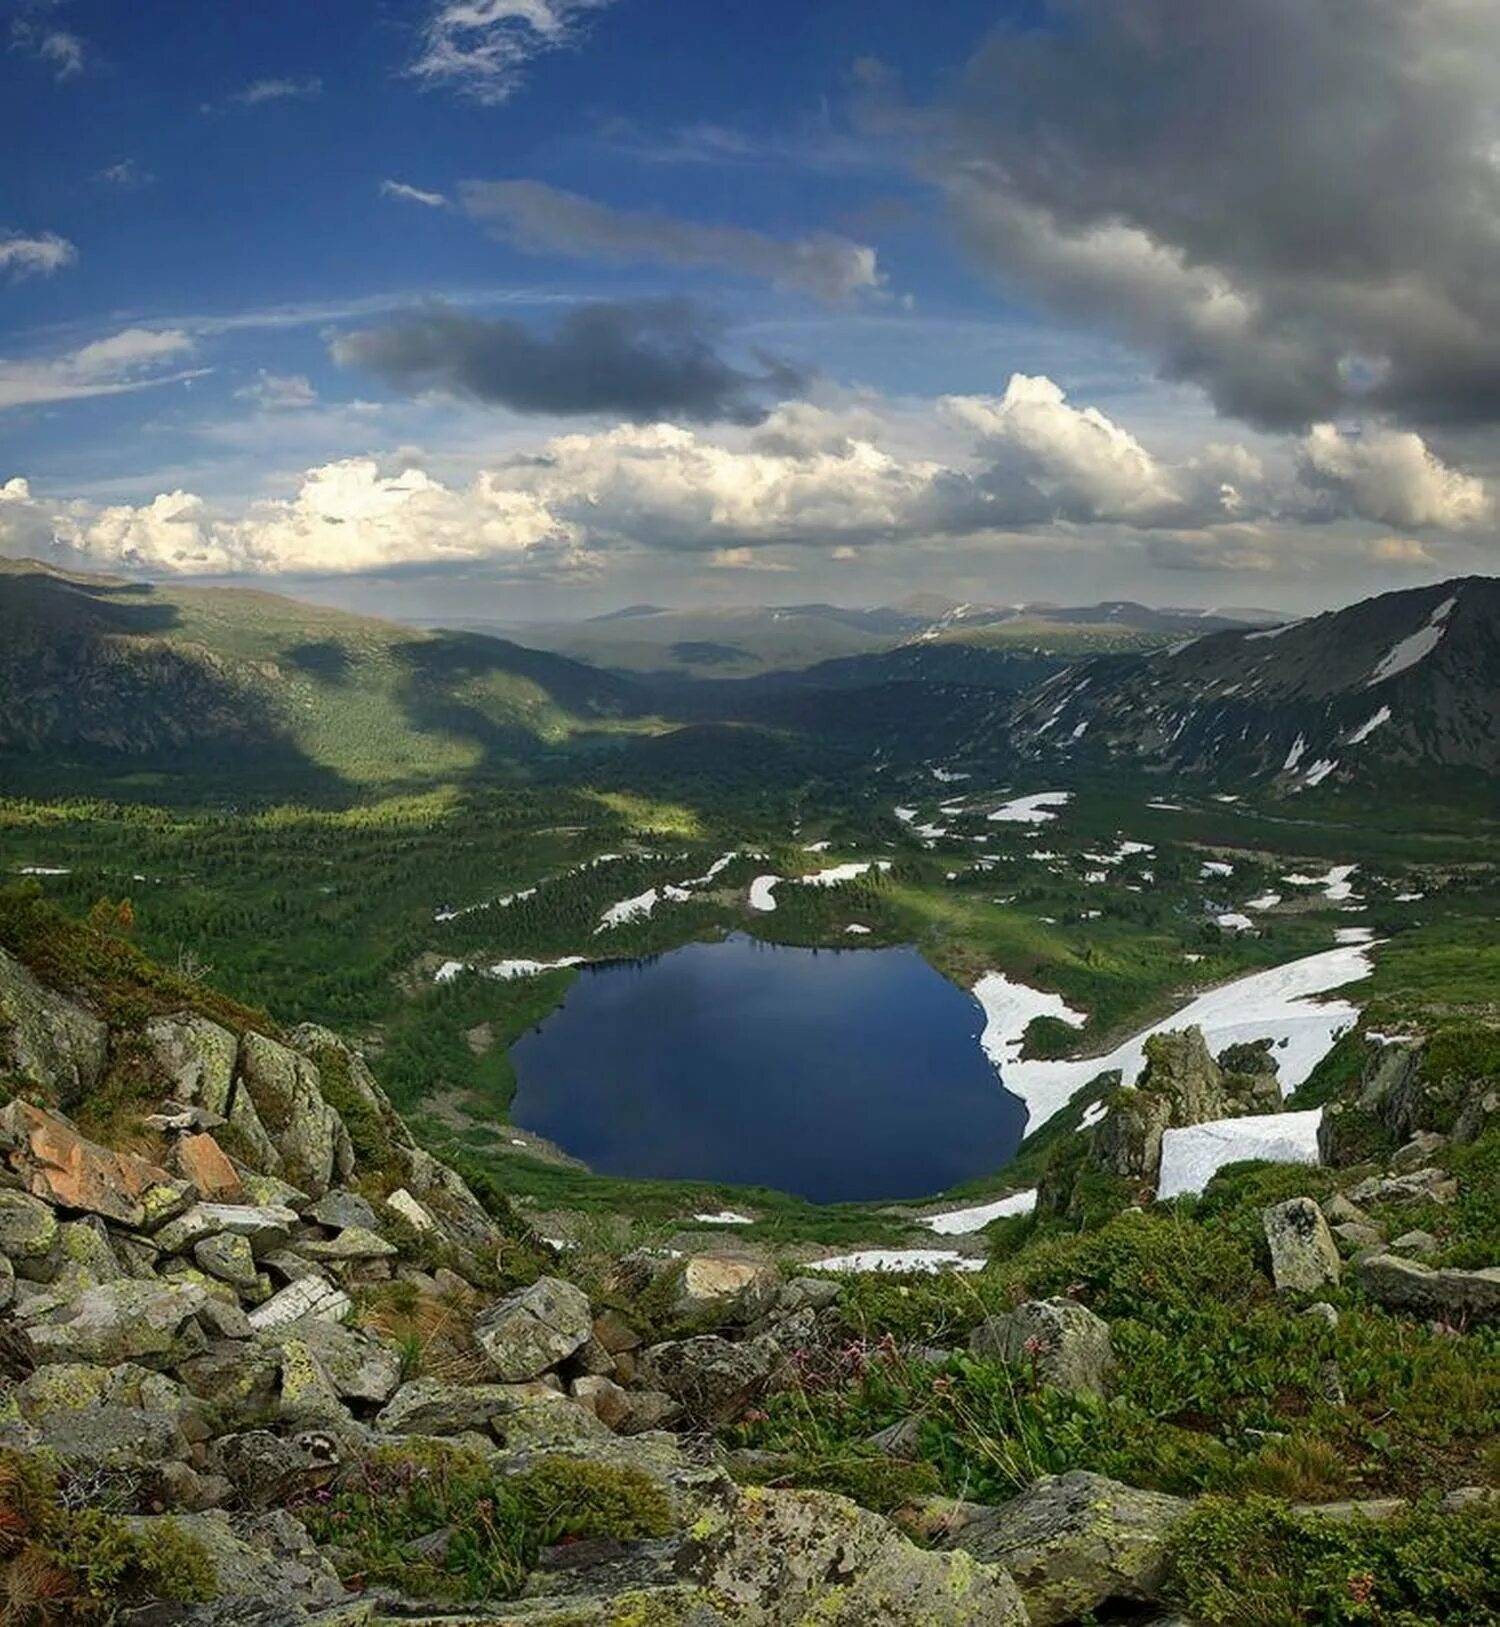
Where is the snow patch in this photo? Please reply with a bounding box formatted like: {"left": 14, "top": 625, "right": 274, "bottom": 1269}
{"left": 921, "top": 1189, "right": 1037, "bottom": 1236}
{"left": 808, "top": 1249, "right": 985, "bottom": 1275}
{"left": 1246, "top": 893, "right": 1283, "bottom": 911}
{"left": 1367, "top": 595, "right": 1456, "bottom": 687}
{"left": 16, "top": 866, "right": 69, "bottom": 876}
{"left": 1201, "top": 861, "right": 1234, "bottom": 878}
{"left": 435, "top": 956, "right": 585, "bottom": 984}
{"left": 1346, "top": 706, "right": 1391, "bottom": 745}
{"left": 1216, "top": 913, "right": 1255, "bottom": 932}
{"left": 989, "top": 791, "right": 1072, "bottom": 825}
{"left": 691, "top": 1211, "right": 754, "bottom": 1226}
{"left": 799, "top": 861, "right": 891, "bottom": 887}
{"left": 1303, "top": 759, "right": 1338, "bottom": 787}
{"left": 1283, "top": 735, "right": 1307, "bottom": 772}
{"left": 748, "top": 875, "right": 781, "bottom": 912}
{"left": 844, "top": 923, "right": 872, "bottom": 935}
{"left": 1158, "top": 1109, "right": 1324, "bottom": 1200}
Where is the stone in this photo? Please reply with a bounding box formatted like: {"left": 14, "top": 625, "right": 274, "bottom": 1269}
{"left": 0, "top": 1101, "right": 191, "bottom": 1229}
{"left": 299, "top": 1225, "right": 396, "bottom": 1261}
{"left": 144, "top": 1013, "right": 240, "bottom": 1117}
{"left": 177, "top": 1344, "right": 282, "bottom": 1422}
{"left": 683, "top": 1482, "right": 1029, "bottom": 1625}
{"left": 1303, "top": 1301, "right": 1340, "bottom": 1327}
{"left": 1323, "top": 1193, "right": 1374, "bottom": 1227}
{"left": 248, "top": 1277, "right": 351, "bottom": 1332}
{"left": 123, "top": 1508, "right": 349, "bottom": 1615}
{"left": 55, "top": 1217, "right": 124, "bottom": 1291}
{"left": 491, "top": 1391, "right": 613, "bottom": 1453}
{"left": 27, "top": 1279, "right": 209, "bottom": 1368}
{"left": 262, "top": 1250, "right": 323, "bottom": 1283}
{"left": 199, "top": 1296, "right": 256, "bottom": 1339}
{"left": 943, "top": 1470, "right": 1190, "bottom": 1627}
{"left": 34, "top": 1404, "right": 188, "bottom": 1474}
{"left": 0, "top": 1252, "right": 14, "bottom": 1311}
{"left": 383, "top": 1186, "right": 436, "bottom": 1232}
{"left": 237, "top": 1172, "right": 311, "bottom": 1210}
{"left": 592, "top": 1307, "right": 643, "bottom": 1355}
{"left": 475, "top": 1275, "right": 593, "bottom": 1381}
{"left": 261, "top": 1317, "right": 401, "bottom": 1406}
{"left": 1263, "top": 1198, "right": 1341, "bottom": 1292}
{"left": 228, "top": 1086, "right": 284, "bottom": 1177}
{"left": 1348, "top": 1168, "right": 1459, "bottom": 1207}
{"left": 195, "top": 1232, "right": 260, "bottom": 1290}
{"left": 214, "top": 1431, "right": 345, "bottom": 1509}
{"left": 374, "top": 1378, "right": 527, "bottom": 1436}
{"left": 1093, "top": 1087, "right": 1172, "bottom": 1182}
{"left": 1295, "top": 1497, "right": 1409, "bottom": 1523}
{"left": 637, "top": 1334, "right": 783, "bottom": 1429}
{"left": 176, "top": 1132, "right": 245, "bottom": 1202}
{"left": 0, "top": 1188, "right": 60, "bottom": 1269}
{"left": 1332, "top": 1222, "right": 1386, "bottom": 1250}
{"left": 1354, "top": 1254, "right": 1500, "bottom": 1326}
{"left": 1390, "top": 1229, "right": 1440, "bottom": 1256}
{"left": 970, "top": 1299, "right": 1115, "bottom": 1398}
{"left": 674, "top": 1254, "right": 778, "bottom": 1321}
{"left": 0, "top": 946, "right": 108, "bottom": 1106}
{"left": 570, "top": 1373, "right": 634, "bottom": 1431}
{"left": 276, "top": 1339, "right": 350, "bottom": 1426}
{"left": 307, "top": 1190, "right": 378, "bottom": 1232}
{"left": 238, "top": 1031, "right": 349, "bottom": 1198}
{"left": 1391, "top": 1131, "right": 1449, "bottom": 1172}
{"left": 154, "top": 1202, "right": 298, "bottom": 1257}
{"left": 1140, "top": 1027, "right": 1231, "bottom": 1125}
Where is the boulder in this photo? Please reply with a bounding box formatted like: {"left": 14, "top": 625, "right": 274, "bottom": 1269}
{"left": 33, "top": 1403, "right": 188, "bottom": 1472}
{"left": 683, "top": 1483, "right": 1029, "bottom": 1625}
{"left": 0, "top": 1100, "right": 192, "bottom": 1228}
{"left": 248, "top": 1277, "right": 351, "bottom": 1332}
{"left": 1348, "top": 1168, "right": 1459, "bottom": 1207}
{"left": 154, "top": 1203, "right": 299, "bottom": 1257}
{"left": 299, "top": 1226, "right": 396, "bottom": 1261}
{"left": 1263, "top": 1198, "right": 1342, "bottom": 1292}
{"left": 674, "top": 1254, "right": 778, "bottom": 1322}
{"left": 307, "top": 1190, "right": 378, "bottom": 1232}
{"left": 214, "top": 1431, "right": 345, "bottom": 1510}
{"left": 1140, "top": 1028, "right": 1229, "bottom": 1125}
{"left": 176, "top": 1132, "right": 246, "bottom": 1202}
{"left": 275, "top": 1339, "right": 350, "bottom": 1426}
{"left": 637, "top": 1334, "right": 783, "bottom": 1429}
{"left": 1354, "top": 1254, "right": 1500, "bottom": 1325}
{"left": 1093, "top": 1087, "right": 1172, "bottom": 1182}
{"left": 0, "top": 1187, "right": 60, "bottom": 1272}
{"left": 0, "top": 946, "right": 108, "bottom": 1106}
{"left": 195, "top": 1232, "right": 260, "bottom": 1290}
{"left": 238, "top": 1031, "right": 351, "bottom": 1198}
{"left": 374, "top": 1378, "right": 528, "bottom": 1436}
{"left": 260, "top": 1317, "right": 401, "bottom": 1406}
{"left": 383, "top": 1187, "right": 436, "bottom": 1232}
{"left": 144, "top": 1013, "right": 240, "bottom": 1117}
{"left": 491, "top": 1391, "right": 613, "bottom": 1454}
{"left": 970, "top": 1299, "right": 1114, "bottom": 1398}
{"left": 27, "top": 1278, "right": 210, "bottom": 1368}
{"left": 943, "top": 1469, "right": 1189, "bottom": 1627}
{"left": 1390, "top": 1229, "right": 1440, "bottom": 1256}
{"left": 474, "top": 1275, "right": 593, "bottom": 1381}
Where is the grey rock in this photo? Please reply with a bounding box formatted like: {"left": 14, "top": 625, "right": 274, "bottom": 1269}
{"left": 35, "top": 1403, "right": 187, "bottom": 1471}
{"left": 1094, "top": 1087, "right": 1172, "bottom": 1182}
{"left": 248, "top": 1276, "right": 350, "bottom": 1332}
{"left": 153, "top": 1203, "right": 298, "bottom": 1257}
{"left": 261, "top": 1317, "right": 401, "bottom": 1406}
{"left": 1263, "top": 1198, "right": 1341, "bottom": 1292}
{"left": 195, "top": 1232, "right": 260, "bottom": 1290}
{"left": 144, "top": 1014, "right": 239, "bottom": 1117}
{"left": 971, "top": 1298, "right": 1115, "bottom": 1398}
{"left": 238, "top": 1031, "right": 349, "bottom": 1198}
{"left": 1355, "top": 1254, "right": 1500, "bottom": 1325}
{"left": 1332, "top": 1222, "right": 1386, "bottom": 1250}
{"left": 0, "top": 1189, "right": 60, "bottom": 1271}
{"left": 27, "top": 1279, "right": 209, "bottom": 1368}
{"left": 1348, "top": 1168, "right": 1458, "bottom": 1207}
{"left": 1295, "top": 1497, "right": 1408, "bottom": 1523}
{"left": 637, "top": 1333, "right": 783, "bottom": 1429}
{"left": 0, "top": 945, "right": 108, "bottom": 1106}
{"left": 124, "top": 1508, "right": 348, "bottom": 1614}
{"left": 1390, "top": 1229, "right": 1441, "bottom": 1256}
{"left": 375, "top": 1378, "right": 527, "bottom": 1436}
{"left": 1302, "top": 1301, "right": 1340, "bottom": 1327}
{"left": 475, "top": 1275, "right": 593, "bottom": 1381}
{"left": 307, "top": 1190, "right": 378, "bottom": 1232}
{"left": 299, "top": 1225, "right": 396, "bottom": 1262}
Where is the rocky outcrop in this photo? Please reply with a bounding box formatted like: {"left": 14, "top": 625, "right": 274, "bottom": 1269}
{"left": 238, "top": 1033, "right": 354, "bottom": 1199}
{"left": 1263, "top": 1198, "right": 1341, "bottom": 1292}
{"left": 942, "top": 1470, "right": 1190, "bottom": 1627}
{"left": 971, "top": 1299, "right": 1114, "bottom": 1398}
{"left": 0, "top": 946, "right": 108, "bottom": 1106}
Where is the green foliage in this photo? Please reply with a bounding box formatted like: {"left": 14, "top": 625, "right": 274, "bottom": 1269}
{"left": 1167, "top": 1495, "right": 1500, "bottom": 1626}
{"left": 733, "top": 1451, "right": 941, "bottom": 1513}
{"left": 510, "top": 1457, "right": 674, "bottom": 1546}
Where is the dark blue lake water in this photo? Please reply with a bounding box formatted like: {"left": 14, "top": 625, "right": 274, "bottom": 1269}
{"left": 509, "top": 934, "right": 1025, "bottom": 1203}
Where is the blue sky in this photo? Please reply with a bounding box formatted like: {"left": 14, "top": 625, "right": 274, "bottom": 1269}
{"left": 3, "top": 0, "right": 1497, "bottom": 618}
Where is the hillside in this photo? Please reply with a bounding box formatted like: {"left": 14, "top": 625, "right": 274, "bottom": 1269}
{"left": 1006, "top": 576, "right": 1500, "bottom": 792}
{"left": 0, "top": 561, "right": 648, "bottom": 788}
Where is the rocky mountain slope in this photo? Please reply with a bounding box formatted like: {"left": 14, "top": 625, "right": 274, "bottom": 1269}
{"left": 0, "top": 887, "right": 1494, "bottom": 1622}
{"left": 1006, "top": 576, "right": 1500, "bottom": 790}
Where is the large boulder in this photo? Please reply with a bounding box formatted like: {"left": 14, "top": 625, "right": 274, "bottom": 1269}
{"left": 1139, "top": 1028, "right": 1230, "bottom": 1126}
{"left": 1263, "top": 1198, "right": 1341, "bottom": 1293}
{"left": 248, "top": 1277, "right": 352, "bottom": 1332}
{"left": 474, "top": 1275, "right": 593, "bottom": 1381}
{"left": 1093, "top": 1087, "right": 1172, "bottom": 1182}
{"left": 0, "top": 946, "right": 108, "bottom": 1107}
{"left": 374, "top": 1377, "right": 531, "bottom": 1436}
{"left": 155, "top": 1202, "right": 299, "bottom": 1257}
{"left": 27, "top": 1278, "right": 210, "bottom": 1368}
{"left": 674, "top": 1254, "right": 779, "bottom": 1323}
{"left": 637, "top": 1334, "right": 783, "bottom": 1429}
{"left": 1355, "top": 1254, "right": 1500, "bottom": 1326}
{"left": 144, "top": 1013, "right": 240, "bottom": 1117}
{"left": 258, "top": 1317, "right": 401, "bottom": 1405}
{"left": 971, "top": 1299, "right": 1115, "bottom": 1398}
{"left": 237, "top": 1031, "right": 353, "bottom": 1198}
{"left": 943, "top": 1470, "right": 1189, "bottom": 1627}
{"left": 0, "top": 1187, "right": 60, "bottom": 1273}
{"left": 682, "top": 1482, "right": 1029, "bottom": 1625}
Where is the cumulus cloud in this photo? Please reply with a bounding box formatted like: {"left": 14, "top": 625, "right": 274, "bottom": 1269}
{"left": 0, "top": 328, "right": 203, "bottom": 411}
{"left": 380, "top": 179, "right": 451, "bottom": 209}
{"left": 461, "top": 179, "right": 881, "bottom": 302}
{"left": 1298, "top": 423, "right": 1491, "bottom": 530}
{"left": 927, "top": 0, "right": 1500, "bottom": 429}
{"left": 0, "top": 230, "right": 76, "bottom": 279}
{"left": 409, "top": 0, "right": 615, "bottom": 105}
{"left": 332, "top": 298, "right": 804, "bottom": 424}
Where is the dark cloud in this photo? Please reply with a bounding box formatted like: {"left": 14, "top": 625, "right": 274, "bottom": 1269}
{"left": 331, "top": 299, "right": 803, "bottom": 425}
{"left": 930, "top": 0, "right": 1500, "bottom": 429}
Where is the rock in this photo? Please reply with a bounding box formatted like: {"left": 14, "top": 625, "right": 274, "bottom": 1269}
{"left": 374, "top": 1378, "right": 528, "bottom": 1436}
{"left": 0, "top": 1253, "right": 14, "bottom": 1311}
{"left": 262, "top": 1250, "right": 324, "bottom": 1283}
{"left": 276, "top": 1339, "right": 350, "bottom": 1426}
{"left": 262, "top": 1318, "right": 401, "bottom": 1405}
{"left": 383, "top": 1187, "right": 436, "bottom": 1232}
{"left": 34, "top": 1404, "right": 187, "bottom": 1472}
{"left": 238, "top": 1031, "right": 350, "bottom": 1198}
{"left": 0, "top": 1187, "right": 60, "bottom": 1271}
{"left": 155, "top": 1203, "right": 299, "bottom": 1256}
{"left": 1263, "top": 1198, "right": 1341, "bottom": 1292}
{"left": 214, "top": 1430, "right": 344, "bottom": 1508}
{"left": 491, "top": 1391, "right": 613, "bottom": 1453}
{"left": 1217, "top": 1039, "right": 1283, "bottom": 1113}
{"left": 228, "top": 1086, "right": 284, "bottom": 1177}
{"left": 1348, "top": 1168, "right": 1459, "bottom": 1207}
{"left": 307, "top": 1190, "right": 378, "bottom": 1232}
{"left": 674, "top": 1255, "right": 778, "bottom": 1321}
{"left": 28, "top": 1279, "right": 210, "bottom": 1368}
{"left": 637, "top": 1334, "right": 783, "bottom": 1429}
{"left": 1391, "top": 1131, "right": 1449, "bottom": 1172}
{"left": 144, "top": 1014, "right": 240, "bottom": 1117}
{"left": 475, "top": 1275, "right": 593, "bottom": 1381}
{"left": 1093, "top": 1086, "right": 1173, "bottom": 1182}
{"left": 592, "top": 1307, "right": 643, "bottom": 1355}
{"left": 195, "top": 1232, "right": 260, "bottom": 1290}
{"left": 1140, "top": 1028, "right": 1232, "bottom": 1125}
{"left": 1295, "top": 1497, "right": 1408, "bottom": 1523}
{"left": 1332, "top": 1222, "right": 1386, "bottom": 1251}
{"left": 1390, "top": 1229, "right": 1441, "bottom": 1256}
{"left": 1323, "top": 1193, "right": 1374, "bottom": 1227}
{"left": 683, "top": 1482, "right": 1029, "bottom": 1625}
{"left": 970, "top": 1299, "right": 1115, "bottom": 1398}
{"left": 0, "top": 945, "right": 108, "bottom": 1106}
{"left": 568, "top": 1374, "right": 675, "bottom": 1436}
{"left": 176, "top": 1132, "right": 245, "bottom": 1202}
{"left": 943, "top": 1470, "right": 1189, "bottom": 1627}
{"left": 0, "top": 1101, "right": 191, "bottom": 1229}
{"left": 299, "top": 1226, "right": 396, "bottom": 1261}
{"left": 1440, "top": 1486, "right": 1498, "bottom": 1513}
{"left": 248, "top": 1277, "right": 351, "bottom": 1332}
{"left": 399, "top": 1143, "right": 501, "bottom": 1256}
{"left": 199, "top": 1296, "right": 256, "bottom": 1339}
{"left": 124, "top": 1508, "right": 348, "bottom": 1615}
{"left": 1302, "top": 1301, "right": 1340, "bottom": 1327}
{"left": 1354, "top": 1254, "right": 1500, "bottom": 1325}
{"left": 866, "top": 1415, "right": 925, "bottom": 1459}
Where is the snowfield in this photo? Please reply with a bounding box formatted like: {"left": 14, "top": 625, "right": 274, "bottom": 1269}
{"left": 799, "top": 861, "right": 892, "bottom": 887}
{"left": 691, "top": 1211, "right": 754, "bottom": 1226}
{"left": 920, "top": 1189, "right": 1037, "bottom": 1236}
{"left": 1367, "top": 595, "right": 1456, "bottom": 686}
{"left": 808, "top": 1249, "right": 986, "bottom": 1274}
{"left": 989, "top": 791, "right": 1073, "bottom": 824}
{"left": 1157, "top": 1109, "right": 1324, "bottom": 1200}
{"left": 997, "top": 942, "right": 1374, "bottom": 1133}
{"left": 435, "top": 956, "right": 586, "bottom": 984}
{"left": 748, "top": 875, "right": 781, "bottom": 912}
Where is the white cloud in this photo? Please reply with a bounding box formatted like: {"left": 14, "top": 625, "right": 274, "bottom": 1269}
{"left": 206, "top": 77, "right": 322, "bottom": 112}
{"left": 11, "top": 22, "right": 85, "bottom": 80}
{"left": 380, "top": 179, "right": 451, "bottom": 209}
{"left": 0, "top": 231, "right": 76, "bottom": 280}
{"left": 96, "top": 159, "right": 152, "bottom": 188}
{"left": 234, "top": 371, "right": 319, "bottom": 412}
{"left": 1299, "top": 423, "right": 1491, "bottom": 529}
{"left": 0, "top": 328, "right": 202, "bottom": 410}
{"left": 409, "top": 0, "right": 616, "bottom": 105}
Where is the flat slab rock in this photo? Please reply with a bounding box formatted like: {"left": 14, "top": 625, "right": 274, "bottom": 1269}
{"left": 1355, "top": 1253, "right": 1500, "bottom": 1325}
{"left": 248, "top": 1277, "right": 352, "bottom": 1332}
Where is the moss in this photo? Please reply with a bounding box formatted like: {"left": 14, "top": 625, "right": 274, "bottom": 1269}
{"left": 303, "top": 1039, "right": 396, "bottom": 1176}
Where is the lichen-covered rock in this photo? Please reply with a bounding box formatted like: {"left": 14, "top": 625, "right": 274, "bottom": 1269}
{"left": 374, "top": 1377, "right": 530, "bottom": 1436}
{"left": 177, "top": 1131, "right": 246, "bottom": 1202}
{"left": 1093, "top": 1086, "right": 1172, "bottom": 1182}
{"left": 971, "top": 1298, "right": 1115, "bottom": 1398}
{"left": 637, "top": 1334, "right": 782, "bottom": 1429}
{"left": 238, "top": 1031, "right": 350, "bottom": 1198}
{"left": 1263, "top": 1198, "right": 1341, "bottom": 1292}
{"left": 276, "top": 1338, "right": 350, "bottom": 1426}
{"left": 27, "top": 1278, "right": 210, "bottom": 1368}
{"left": 307, "top": 1190, "right": 378, "bottom": 1232}
{"left": 943, "top": 1469, "right": 1189, "bottom": 1626}
{"left": 260, "top": 1317, "right": 401, "bottom": 1406}
{"left": 145, "top": 1013, "right": 240, "bottom": 1117}
{"left": 491, "top": 1390, "right": 615, "bottom": 1454}
{"left": 0, "top": 1187, "right": 60, "bottom": 1272}
{"left": 300, "top": 1225, "right": 396, "bottom": 1261}
{"left": 0, "top": 946, "right": 108, "bottom": 1106}
{"left": 1348, "top": 1168, "right": 1459, "bottom": 1207}
{"left": 475, "top": 1275, "right": 593, "bottom": 1381}
{"left": 1355, "top": 1253, "right": 1500, "bottom": 1325}
{"left": 195, "top": 1232, "right": 260, "bottom": 1290}
{"left": 674, "top": 1255, "right": 778, "bottom": 1322}
{"left": 682, "top": 1482, "right": 1029, "bottom": 1625}
{"left": 383, "top": 1187, "right": 436, "bottom": 1233}
{"left": 1140, "top": 1028, "right": 1230, "bottom": 1126}
{"left": 33, "top": 1402, "right": 188, "bottom": 1471}
{"left": 248, "top": 1276, "right": 351, "bottom": 1332}
{"left": 155, "top": 1202, "right": 299, "bottom": 1256}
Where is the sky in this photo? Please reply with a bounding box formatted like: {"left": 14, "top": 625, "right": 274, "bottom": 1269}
{"left": 4, "top": 0, "right": 1500, "bottom": 621}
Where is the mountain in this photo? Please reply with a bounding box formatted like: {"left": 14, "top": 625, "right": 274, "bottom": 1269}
{"left": 0, "top": 560, "right": 645, "bottom": 788}
{"left": 1006, "top": 575, "right": 1500, "bottom": 789}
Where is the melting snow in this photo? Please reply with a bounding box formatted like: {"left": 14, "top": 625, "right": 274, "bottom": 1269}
{"left": 1201, "top": 861, "right": 1234, "bottom": 878}
{"left": 1146, "top": 800, "right": 1185, "bottom": 811}
{"left": 800, "top": 861, "right": 892, "bottom": 887}
{"left": 1157, "top": 1109, "right": 1324, "bottom": 1200}
{"left": 932, "top": 768, "right": 971, "bottom": 783}
{"left": 1303, "top": 759, "right": 1338, "bottom": 787}
{"left": 597, "top": 889, "right": 663, "bottom": 931}
{"left": 1080, "top": 1099, "right": 1109, "bottom": 1129}
{"left": 435, "top": 956, "right": 586, "bottom": 984}
{"left": 989, "top": 791, "right": 1072, "bottom": 825}
{"left": 802, "top": 840, "right": 832, "bottom": 853}
{"left": 17, "top": 866, "right": 69, "bottom": 876}
{"left": 1283, "top": 735, "right": 1307, "bottom": 772}
{"left": 844, "top": 923, "right": 872, "bottom": 935}
{"left": 972, "top": 973, "right": 1088, "bottom": 1130}
{"left": 1335, "top": 926, "right": 1375, "bottom": 945}
{"left": 808, "top": 1249, "right": 985, "bottom": 1275}
{"left": 691, "top": 1211, "right": 754, "bottom": 1226}
{"left": 1246, "top": 893, "right": 1283, "bottom": 911}
{"left": 1346, "top": 705, "right": 1391, "bottom": 745}
{"left": 1367, "top": 595, "right": 1456, "bottom": 686}
{"left": 1216, "top": 913, "right": 1255, "bottom": 932}
{"left": 921, "top": 1189, "right": 1037, "bottom": 1236}
{"left": 748, "top": 876, "right": 781, "bottom": 912}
